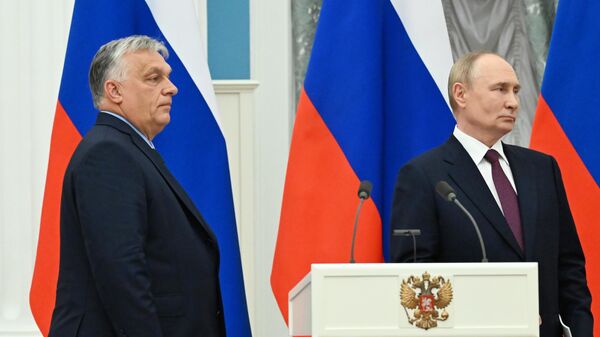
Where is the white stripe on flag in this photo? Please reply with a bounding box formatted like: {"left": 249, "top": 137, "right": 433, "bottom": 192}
{"left": 145, "top": 0, "right": 222, "bottom": 129}
{"left": 390, "top": 0, "right": 453, "bottom": 108}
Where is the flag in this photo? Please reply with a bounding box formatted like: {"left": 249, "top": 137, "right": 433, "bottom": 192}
{"left": 270, "top": 0, "right": 455, "bottom": 323}
{"left": 29, "top": 1, "right": 252, "bottom": 336}
{"left": 530, "top": 0, "right": 600, "bottom": 334}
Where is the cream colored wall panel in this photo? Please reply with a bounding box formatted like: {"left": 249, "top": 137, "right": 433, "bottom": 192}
{"left": 214, "top": 79, "right": 259, "bottom": 333}
{"left": 217, "top": 91, "right": 242, "bottom": 220}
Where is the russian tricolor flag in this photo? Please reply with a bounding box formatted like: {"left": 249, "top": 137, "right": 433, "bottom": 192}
{"left": 29, "top": 1, "right": 252, "bottom": 336}
{"left": 530, "top": 0, "right": 600, "bottom": 333}
{"left": 271, "top": 0, "right": 455, "bottom": 323}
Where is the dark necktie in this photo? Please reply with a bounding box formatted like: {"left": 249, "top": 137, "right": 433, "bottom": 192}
{"left": 484, "top": 149, "right": 524, "bottom": 250}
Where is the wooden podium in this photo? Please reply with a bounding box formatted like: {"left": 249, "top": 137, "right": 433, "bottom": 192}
{"left": 289, "top": 263, "right": 539, "bottom": 337}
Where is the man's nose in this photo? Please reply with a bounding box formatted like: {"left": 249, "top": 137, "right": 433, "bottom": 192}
{"left": 506, "top": 92, "right": 519, "bottom": 110}
{"left": 163, "top": 78, "right": 178, "bottom": 96}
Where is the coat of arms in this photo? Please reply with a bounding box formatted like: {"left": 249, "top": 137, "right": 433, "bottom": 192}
{"left": 400, "top": 271, "right": 453, "bottom": 330}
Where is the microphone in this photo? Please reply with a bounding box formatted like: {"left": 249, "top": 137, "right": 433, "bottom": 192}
{"left": 358, "top": 180, "right": 373, "bottom": 199}
{"left": 349, "top": 180, "right": 373, "bottom": 263}
{"left": 435, "top": 180, "right": 457, "bottom": 202}
{"left": 435, "top": 181, "right": 488, "bottom": 262}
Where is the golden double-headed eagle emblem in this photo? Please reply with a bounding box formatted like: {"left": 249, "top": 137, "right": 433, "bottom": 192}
{"left": 400, "top": 271, "right": 453, "bottom": 330}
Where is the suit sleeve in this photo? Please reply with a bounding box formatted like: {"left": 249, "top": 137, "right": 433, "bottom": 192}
{"left": 72, "top": 141, "right": 163, "bottom": 337}
{"left": 551, "top": 157, "right": 594, "bottom": 336}
{"left": 389, "top": 162, "right": 439, "bottom": 262}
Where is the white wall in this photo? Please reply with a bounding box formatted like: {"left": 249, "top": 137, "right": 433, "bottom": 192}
{"left": 0, "top": 0, "right": 293, "bottom": 336}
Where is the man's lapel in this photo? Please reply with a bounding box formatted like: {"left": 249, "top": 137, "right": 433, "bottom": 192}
{"left": 140, "top": 143, "right": 219, "bottom": 244}
{"left": 443, "top": 136, "right": 524, "bottom": 258}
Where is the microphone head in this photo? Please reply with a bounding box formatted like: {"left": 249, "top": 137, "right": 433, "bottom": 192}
{"left": 357, "top": 180, "right": 373, "bottom": 200}
{"left": 435, "top": 181, "right": 457, "bottom": 202}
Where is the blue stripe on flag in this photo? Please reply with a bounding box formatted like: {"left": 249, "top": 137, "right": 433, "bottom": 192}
{"left": 57, "top": 1, "right": 251, "bottom": 336}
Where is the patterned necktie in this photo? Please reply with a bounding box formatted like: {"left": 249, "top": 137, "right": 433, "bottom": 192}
{"left": 484, "top": 149, "right": 524, "bottom": 250}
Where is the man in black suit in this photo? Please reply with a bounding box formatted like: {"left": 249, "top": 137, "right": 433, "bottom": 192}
{"left": 49, "top": 35, "right": 225, "bottom": 337}
{"left": 390, "top": 52, "right": 593, "bottom": 337}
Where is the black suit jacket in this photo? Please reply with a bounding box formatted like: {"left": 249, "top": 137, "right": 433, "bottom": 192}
{"left": 390, "top": 136, "right": 593, "bottom": 337}
{"left": 49, "top": 113, "right": 226, "bottom": 337}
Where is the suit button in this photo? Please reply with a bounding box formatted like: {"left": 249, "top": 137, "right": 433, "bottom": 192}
{"left": 217, "top": 309, "right": 222, "bottom": 317}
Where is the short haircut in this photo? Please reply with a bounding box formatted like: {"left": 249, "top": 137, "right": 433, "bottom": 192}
{"left": 447, "top": 51, "right": 501, "bottom": 111}
{"left": 89, "top": 35, "right": 169, "bottom": 108}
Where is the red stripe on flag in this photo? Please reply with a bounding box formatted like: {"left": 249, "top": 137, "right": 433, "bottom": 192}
{"left": 271, "top": 89, "right": 383, "bottom": 324}
{"left": 30, "top": 102, "right": 82, "bottom": 336}
{"left": 530, "top": 95, "right": 600, "bottom": 335}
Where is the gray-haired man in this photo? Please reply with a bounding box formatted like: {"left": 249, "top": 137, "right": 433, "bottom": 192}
{"left": 49, "top": 35, "right": 225, "bottom": 337}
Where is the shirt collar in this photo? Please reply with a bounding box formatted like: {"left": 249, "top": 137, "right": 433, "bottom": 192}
{"left": 453, "top": 126, "right": 509, "bottom": 165}
{"left": 100, "top": 111, "right": 155, "bottom": 149}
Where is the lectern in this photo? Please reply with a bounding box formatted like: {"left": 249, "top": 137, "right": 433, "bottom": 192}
{"left": 289, "top": 263, "right": 538, "bottom": 337}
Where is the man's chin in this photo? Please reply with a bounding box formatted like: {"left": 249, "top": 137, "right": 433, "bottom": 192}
{"left": 158, "top": 112, "right": 171, "bottom": 124}
{"left": 498, "top": 124, "right": 515, "bottom": 136}
{"left": 160, "top": 118, "right": 170, "bottom": 128}
{"left": 153, "top": 114, "right": 171, "bottom": 134}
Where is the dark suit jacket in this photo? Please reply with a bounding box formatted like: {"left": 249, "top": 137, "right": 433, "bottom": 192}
{"left": 390, "top": 135, "right": 593, "bottom": 337}
{"left": 49, "top": 113, "right": 226, "bottom": 337}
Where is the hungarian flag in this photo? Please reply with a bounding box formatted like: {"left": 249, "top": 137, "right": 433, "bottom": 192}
{"left": 29, "top": 1, "right": 252, "bottom": 336}
{"left": 270, "top": 0, "right": 455, "bottom": 324}
{"left": 530, "top": 0, "right": 600, "bottom": 334}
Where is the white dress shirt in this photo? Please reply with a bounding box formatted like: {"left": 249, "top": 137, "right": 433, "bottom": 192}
{"left": 452, "top": 126, "right": 517, "bottom": 214}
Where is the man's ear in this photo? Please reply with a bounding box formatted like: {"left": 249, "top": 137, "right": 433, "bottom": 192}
{"left": 104, "top": 80, "right": 123, "bottom": 104}
{"left": 452, "top": 82, "right": 468, "bottom": 108}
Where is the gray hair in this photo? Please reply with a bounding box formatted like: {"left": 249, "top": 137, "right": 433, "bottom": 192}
{"left": 447, "top": 51, "right": 501, "bottom": 111}
{"left": 89, "top": 35, "right": 169, "bottom": 108}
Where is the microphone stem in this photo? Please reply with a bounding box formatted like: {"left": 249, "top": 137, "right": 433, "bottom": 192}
{"left": 453, "top": 198, "right": 488, "bottom": 262}
{"left": 349, "top": 198, "right": 366, "bottom": 263}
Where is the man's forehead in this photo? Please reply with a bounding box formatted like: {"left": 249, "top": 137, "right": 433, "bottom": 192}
{"left": 473, "top": 55, "right": 516, "bottom": 75}
{"left": 143, "top": 62, "right": 172, "bottom": 73}
{"left": 471, "top": 56, "right": 518, "bottom": 84}
{"left": 124, "top": 50, "right": 171, "bottom": 71}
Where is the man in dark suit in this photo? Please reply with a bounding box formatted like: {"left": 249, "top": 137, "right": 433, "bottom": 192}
{"left": 390, "top": 52, "right": 593, "bottom": 337}
{"left": 48, "top": 35, "right": 225, "bottom": 337}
